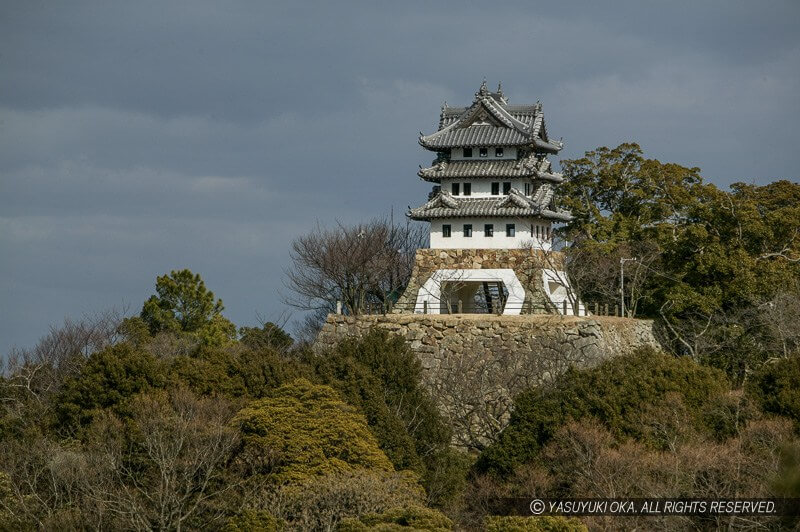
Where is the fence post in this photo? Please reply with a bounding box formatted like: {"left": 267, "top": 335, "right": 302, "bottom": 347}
{"left": 603, "top": 304, "right": 608, "bottom": 316}
{"left": 614, "top": 304, "right": 619, "bottom": 317}
{"left": 336, "top": 301, "right": 342, "bottom": 315}
{"left": 457, "top": 299, "right": 463, "bottom": 314}
{"left": 423, "top": 300, "right": 428, "bottom": 314}
{"left": 593, "top": 302, "right": 598, "bottom": 316}
{"left": 562, "top": 300, "right": 567, "bottom": 315}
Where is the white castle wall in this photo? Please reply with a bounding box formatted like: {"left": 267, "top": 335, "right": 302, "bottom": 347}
{"left": 429, "top": 217, "right": 552, "bottom": 249}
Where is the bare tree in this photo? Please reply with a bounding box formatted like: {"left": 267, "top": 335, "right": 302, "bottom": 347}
{"left": 526, "top": 233, "right": 662, "bottom": 317}
{"left": 0, "top": 389, "right": 242, "bottom": 530}
{"left": 285, "top": 218, "right": 427, "bottom": 316}
{"left": 2, "top": 309, "right": 124, "bottom": 409}
{"left": 760, "top": 287, "right": 800, "bottom": 358}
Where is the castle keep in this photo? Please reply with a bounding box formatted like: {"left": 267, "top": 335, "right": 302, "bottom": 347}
{"left": 396, "top": 81, "right": 582, "bottom": 316}
{"left": 316, "top": 82, "right": 658, "bottom": 447}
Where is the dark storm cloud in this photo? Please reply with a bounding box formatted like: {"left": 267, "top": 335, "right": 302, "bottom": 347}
{"left": 1, "top": 0, "right": 798, "bottom": 353}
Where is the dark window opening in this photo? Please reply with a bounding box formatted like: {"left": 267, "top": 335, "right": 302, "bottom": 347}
{"left": 451, "top": 182, "right": 460, "bottom": 195}
{"left": 479, "top": 147, "right": 488, "bottom": 157}
{"left": 463, "top": 148, "right": 473, "bottom": 158}
{"left": 463, "top": 182, "right": 472, "bottom": 196}
{"left": 442, "top": 224, "right": 451, "bottom": 238}
{"left": 491, "top": 182, "right": 500, "bottom": 195}
{"left": 495, "top": 147, "right": 504, "bottom": 157}
{"left": 464, "top": 224, "right": 473, "bottom": 237}
{"left": 484, "top": 224, "right": 494, "bottom": 237}
{"left": 503, "top": 182, "right": 511, "bottom": 195}
{"left": 506, "top": 224, "right": 515, "bottom": 237}
{"left": 524, "top": 182, "right": 531, "bottom": 195}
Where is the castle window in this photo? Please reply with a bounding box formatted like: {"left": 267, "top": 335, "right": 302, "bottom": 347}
{"left": 491, "top": 182, "right": 500, "bottom": 195}
{"left": 479, "top": 147, "right": 488, "bottom": 157}
{"left": 524, "top": 182, "right": 531, "bottom": 195}
{"left": 495, "top": 147, "right": 504, "bottom": 157}
{"left": 451, "top": 182, "right": 460, "bottom": 195}
{"left": 463, "top": 182, "right": 472, "bottom": 196}
{"left": 484, "top": 224, "right": 494, "bottom": 237}
{"left": 463, "top": 148, "right": 473, "bottom": 158}
{"left": 442, "top": 224, "right": 451, "bottom": 238}
{"left": 463, "top": 224, "right": 473, "bottom": 237}
{"left": 503, "top": 182, "right": 511, "bottom": 195}
{"left": 506, "top": 224, "right": 515, "bottom": 237}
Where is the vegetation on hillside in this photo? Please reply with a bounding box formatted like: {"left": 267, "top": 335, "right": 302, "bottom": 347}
{"left": 2, "top": 144, "right": 799, "bottom": 530}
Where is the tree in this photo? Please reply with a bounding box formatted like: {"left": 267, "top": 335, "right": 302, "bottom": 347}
{"left": 234, "top": 378, "right": 394, "bottom": 484}
{"left": 558, "top": 144, "right": 800, "bottom": 379}
{"left": 56, "top": 343, "right": 167, "bottom": 430}
{"left": 748, "top": 355, "right": 800, "bottom": 424}
{"left": 309, "top": 331, "right": 468, "bottom": 507}
{"left": 339, "top": 505, "right": 453, "bottom": 531}
{"left": 81, "top": 390, "right": 242, "bottom": 531}
{"left": 239, "top": 322, "right": 294, "bottom": 352}
{"left": 475, "top": 348, "right": 728, "bottom": 477}
{"left": 285, "top": 218, "right": 427, "bottom": 317}
{"left": 140, "top": 269, "right": 234, "bottom": 341}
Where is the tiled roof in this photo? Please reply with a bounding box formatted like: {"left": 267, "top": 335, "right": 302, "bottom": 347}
{"left": 418, "top": 156, "right": 565, "bottom": 182}
{"left": 422, "top": 82, "right": 562, "bottom": 152}
{"left": 420, "top": 126, "right": 533, "bottom": 149}
{"left": 408, "top": 186, "right": 572, "bottom": 222}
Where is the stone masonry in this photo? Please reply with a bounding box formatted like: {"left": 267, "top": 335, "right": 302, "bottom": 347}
{"left": 316, "top": 313, "right": 659, "bottom": 450}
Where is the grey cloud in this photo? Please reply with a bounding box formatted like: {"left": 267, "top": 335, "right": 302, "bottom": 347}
{"left": 1, "top": 0, "right": 798, "bottom": 353}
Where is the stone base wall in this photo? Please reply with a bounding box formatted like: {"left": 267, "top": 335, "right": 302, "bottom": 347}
{"left": 392, "top": 248, "right": 565, "bottom": 314}
{"left": 315, "top": 313, "right": 659, "bottom": 450}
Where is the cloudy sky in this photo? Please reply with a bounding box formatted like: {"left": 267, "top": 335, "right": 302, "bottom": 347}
{"left": 2, "top": 1, "right": 799, "bottom": 353}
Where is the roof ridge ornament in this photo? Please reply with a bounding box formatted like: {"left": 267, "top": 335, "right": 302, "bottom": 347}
{"left": 496, "top": 81, "right": 507, "bottom": 103}
{"left": 476, "top": 78, "right": 489, "bottom": 98}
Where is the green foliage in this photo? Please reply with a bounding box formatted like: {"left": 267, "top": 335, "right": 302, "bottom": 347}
{"left": 484, "top": 516, "right": 587, "bottom": 532}
{"left": 240, "top": 322, "right": 294, "bottom": 352}
{"left": 560, "top": 144, "right": 800, "bottom": 380}
{"left": 309, "top": 331, "right": 461, "bottom": 504}
{"left": 167, "top": 344, "right": 304, "bottom": 399}
{"left": 476, "top": 348, "right": 728, "bottom": 476}
{"left": 140, "top": 269, "right": 236, "bottom": 344}
{"left": 57, "top": 343, "right": 166, "bottom": 429}
{"left": 0, "top": 471, "right": 24, "bottom": 532}
{"left": 224, "top": 509, "right": 284, "bottom": 531}
{"left": 269, "top": 469, "right": 426, "bottom": 531}
{"left": 117, "top": 316, "right": 151, "bottom": 346}
{"left": 235, "top": 378, "right": 394, "bottom": 484}
{"left": 774, "top": 442, "right": 800, "bottom": 497}
{"left": 338, "top": 505, "right": 453, "bottom": 531}
{"left": 560, "top": 143, "right": 702, "bottom": 244}
{"left": 701, "top": 391, "right": 758, "bottom": 441}
{"left": 748, "top": 355, "right": 800, "bottom": 424}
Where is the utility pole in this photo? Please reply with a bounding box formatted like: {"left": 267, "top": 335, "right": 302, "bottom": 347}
{"left": 620, "top": 257, "right": 637, "bottom": 318}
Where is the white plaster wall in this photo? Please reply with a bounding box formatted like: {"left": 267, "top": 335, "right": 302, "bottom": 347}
{"left": 444, "top": 178, "right": 531, "bottom": 198}
{"left": 450, "top": 147, "right": 518, "bottom": 160}
{"left": 542, "top": 269, "right": 587, "bottom": 316}
{"left": 430, "top": 217, "right": 552, "bottom": 249}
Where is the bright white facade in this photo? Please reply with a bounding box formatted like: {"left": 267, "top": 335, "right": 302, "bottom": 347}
{"left": 403, "top": 82, "right": 580, "bottom": 315}
{"left": 408, "top": 81, "right": 571, "bottom": 251}
{"left": 429, "top": 218, "right": 552, "bottom": 249}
